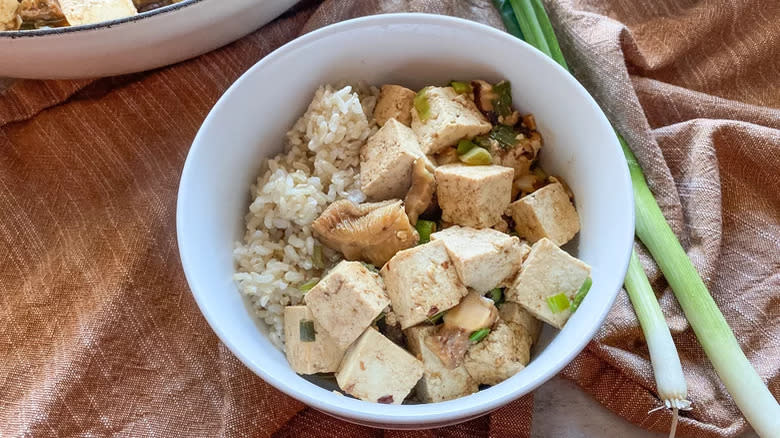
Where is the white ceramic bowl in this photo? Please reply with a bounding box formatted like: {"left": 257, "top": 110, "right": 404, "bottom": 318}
{"left": 177, "top": 13, "right": 634, "bottom": 429}
{"left": 0, "top": 0, "right": 299, "bottom": 79}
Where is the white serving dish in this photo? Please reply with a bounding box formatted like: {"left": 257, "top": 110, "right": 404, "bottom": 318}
{"left": 0, "top": 0, "right": 299, "bottom": 79}
{"left": 176, "top": 13, "right": 634, "bottom": 429}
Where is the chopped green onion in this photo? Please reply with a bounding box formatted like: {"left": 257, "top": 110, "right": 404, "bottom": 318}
{"left": 373, "top": 312, "right": 386, "bottom": 325}
{"left": 312, "top": 244, "right": 325, "bottom": 269}
{"left": 414, "top": 87, "right": 431, "bottom": 122}
{"left": 570, "top": 277, "right": 591, "bottom": 312}
{"left": 487, "top": 288, "right": 504, "bottom": 305}
{"left": 298, "top": 278, "right": 319, "bottom": 293}
{"left": 532, "top": 166, "right": 547, "bottom": 181}
{"left": 488, "top": 125, "right": 520, "bottom": 150}
{"left": 427, "top": 311, "right": 445, "bottom": 324}
{"left": 456, "top": 139, "right": 477, "bottom": 155}
{"left": 361, "top": 262, "right": 379, "bottom": 273}
{"left": 459, "top": 146, "right": 493, "bottom": 165}
{"left": 450, "top": 81, "right": 472, "bottom": 94}
{"left": 299, "top": 320, "right": 316, "bottom": 342}
{"left": 415, "top": 219, "right": 437, "bottom": 244}
{"left": 497, "top": 2, "right": 780, "bottom": 435}
{"left": 492, "top": 80, "right": 513, "bottom": 118}
{"left": 469, "top": 328, "right": 491, "bottom": 343}
{"left": 546, "top": 293, "right": 570, "bottom": 313}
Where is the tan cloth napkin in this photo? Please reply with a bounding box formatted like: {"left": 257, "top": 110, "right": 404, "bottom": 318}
{"left": 0, "top": 0, "right": 777, "bottom": 437}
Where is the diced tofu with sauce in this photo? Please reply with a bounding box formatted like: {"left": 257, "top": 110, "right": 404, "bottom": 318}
{"left": 507, "top": 181, "right": 580, "bottom": 245}
{"left": 283, "top": 306, "right": 347, "bottom": 374}
{"left": 431, "top": 226, "right": 530, "bottom": 292}
{"left": 463, "top": 321, "right": 531, "bottom": 386}
{"left": 405, "top": 326, "right": 478, "bottom": 402}
{"left": 380, "top": 240, "right": 468, "bottom": 329}
{"left": 506, "top": 238, "right": 591, "bottom": 328}
{"left": 374, "top": 85, "right": 416, "bottom": 126}
{"left": 336, "top": 328, "right": 424, "bottom": 404}
{"left": 411, "top": 86, "right": 492, "bottom": 154}
{"left": 360, "top": 118, "right": 426, "bottom": 201}
{"left": 499, "top": 302, "right": 543, "bottom": 345}
{"left": 304, "top": 261, "right": 390, "bottom": 348}
{"left": 59, "top": 0, "right": 137, "bottom": 26}
{"left": 435, "top": 164, "right": 514, "bottom": 228}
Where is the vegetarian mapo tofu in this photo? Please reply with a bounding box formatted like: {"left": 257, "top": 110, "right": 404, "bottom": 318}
{"left": 235, "top": 79, "right": 593, "bottom": 404}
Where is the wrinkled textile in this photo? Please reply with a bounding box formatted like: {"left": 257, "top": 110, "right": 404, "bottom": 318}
{"left": 0, "top": 0, "right": 777, "bottom": 437}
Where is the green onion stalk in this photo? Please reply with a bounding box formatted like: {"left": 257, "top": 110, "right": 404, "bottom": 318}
{"left": 494, "top": 0, "right": 780, "bottom": 436}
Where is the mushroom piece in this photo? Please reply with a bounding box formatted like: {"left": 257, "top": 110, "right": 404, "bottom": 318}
{"left": 18, "top": 0, "right": 68, "bottom": 27}
{"left": 312, "top": 199, "right": 419, "bottom": 267}
{"left": 404, "top": 157, "right": 436, "bottom": 225}
{"left": 425, "top": 291, "right": 499, "bottom": 368}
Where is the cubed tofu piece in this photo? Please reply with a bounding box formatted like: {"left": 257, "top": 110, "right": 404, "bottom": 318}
{"left": 463, "top": 321, "right": 531, "bottom": 386}
{"left": 411, "top": 86, "right": 492, "bottom": 154}
{"left": 404, "top": 326, "right": 478, "bottom": 402}
{"left": 506, "top": 238, "right": 591, "bottom": 328}
{"left": 283, "top": 306, "right": 347, "bottom": 374}
{"left": 507, "top": 181, "right": 580, "bottom": 245}
{"left": 360, "top": 118, "right": 426, "bottom": 201}
{"left": 374, "top": 85, "right": 416, "bottom": 126}
{"left": 380, "top": 240, "right": 468, "bottom": 329}
{"left": 336, "top": 328, "right": 424, "bottom": 404}
{"left": 304, "top": 261, "right": 390, "bottom": 348}
{"left": 431, "top": 226, "right": 530, "bottom": 292}
{"left": 59, "top": 0, "right": 137, "bottom": 26}
{"left": 499, "top": 302, "right": 543, "bottom": 345}
{"left": 435, "top": 164, "right": 514, "bottom": 228}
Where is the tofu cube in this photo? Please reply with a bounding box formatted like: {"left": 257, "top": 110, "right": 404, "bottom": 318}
{"left": 506, "top": 238, "right": 591, "bottom": 328}
{"left": 360, "top": 118, "right": 426, "bottom": 201}
{"left": 463, "top": 321, "right": 531, "bottom": 386}
{"left": 380, "top": 240, "right": 468, "bottom": 329}
{"left": 507, "top": 181, "right": 580, "bottom": 245}
{"left": 431, "top": 226, "right": 530, "bottom": 292}
{"left": 499, "top": 302, "right": 543, "bottom": 345}
{"left": 336, "top": 328, "right": 424, "bottom": 404}
{"left": 304, "top": 261, "right": 390, "bottom": 348}
{"left": 411, "top": 86, "right": 492, "bottom": 154}
{"left": 283, "top": 306, "right": 347, "bottom": 374}
{"left": 405, "top": 326, "right": 478, "bottom": 402}
{"left": 435, "top": 164, "right": 514, "bottom": 228}
{"left": 374, "top": 85, "right": 416, "bottom": 126}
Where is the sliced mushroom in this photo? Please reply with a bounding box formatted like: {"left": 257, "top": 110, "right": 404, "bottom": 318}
{"left": 425, "top": 291, "right": 499, "bottom": 368}
{"left": 489, "top": 130, "right": 542, "bottom": 178}
{"left": 404, "top": 157, "right": 436, "bottom": 225}
{"left": 18, "top": 0, "right": 67, "bottom": 27}
{"left": 312, "top": 199, "right": 419, "bottom": 267}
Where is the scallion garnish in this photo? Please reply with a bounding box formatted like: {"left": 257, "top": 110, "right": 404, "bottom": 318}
{"left": 427, "top": 311, "right": 445, "bottom": 324}
{"left": 488, "top": 124, "right": 520, "bottom": 150}
{"left": 415, "top": 219, "right": 437, "bottom": 244}
{"left": 487, "top": 288, "right": 504, "bottom": 305}
{"left": 414, "top": 87, "right": 432, "bottom": 121}
{"left": 459, "top": 146, "right": 493, "bottom": 165}
{"left": 456, "top": 139, "right": 477, "bottom": 155}
{"left": 469, "top": 328, "right": 490, "bottom": 343}
{"left": 299, "top": 319, "right": 316, "bottom": 342}
{"left": 312, "top": 244, "right": 325, "bottom": 269}
{"left": 546, "top": 292, "right": 570, "bottom": 313}
{"left": 298, "top": 278, "right": 319, "bottom": 293}
{"left": 450, "top": 81, "right": 472, "bottom": 94}
{"left": 492, "top": 80, "right": 513, "bottom": 118}
{"left": 569, "top": 277, "right": 591, "bottom": 312}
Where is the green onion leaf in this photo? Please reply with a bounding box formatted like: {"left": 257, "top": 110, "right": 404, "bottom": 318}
{"left": 361, "top": 262, "right": 379, "bottom": 273}
{"left": 492, "top": 80, "right": 513, "bottom": 118}
{"left": 546, "top": 293, "right": 570, "bottom": 313}
{"left": 469, "top": 328, "right": 491, "bottom": 343}
{"left": 415, "top": 219, "right": 437, "bottom": 244}
{"left": 312, "top": 244, "right": 325, "bottom": 269}
{"left": 299, "top": 320, "right": 316, "bottom": 342}
{"left": 414, "top": 87, "right": 432, "bottom": 122}
{"left": 459, "top": 146, "right": 493, "bottom": 165}
{"left": 488, "top": 125, "right": 520, "bottom": 150}
{"left": 450, "top": 81, "right": 472, "bottom": 94}
{"left": 570, "top": 277, "right": 592, "bottom": 312}
{"left": 456, "top": 139, "right": 477, "bottom": 155}
{"left": 487, "top": 288, "right": 504, "bottom": 305}
{"left": 427, "top": 311, "right": 445, "bottom": 324}
{"left": 299, "top": 278, "right": 319, "bottom": 293}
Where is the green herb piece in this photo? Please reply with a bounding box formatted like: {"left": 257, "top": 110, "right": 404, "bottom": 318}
{"left": 456, "top": 139, "right": 477, "bottom": 155}
{"left": 415, "top": 219, "right": 437, "bottom": 244}
{"left": 299, "top": 320, "right": 316, "bottom": 342}
{"left": 489, "top": 125, "right": 520, "bottom": 150}
{"left": 299, "top": 278, "right": 319, "bottom": 293}
{"left": 546, "top": 293, "right": 570, "bottom": 313}
{"left": 312, "top": 244, "right": 325, "bottom": 269}
{"left": 487, "top": 288, "right": 504, "bottom": 305}
{"left": 492, "top": 80, "right": 513, "bottom": 118}
{"left": 427, "top": 311, "right": 445, "bottom": 324}
{"left": 469, "top": 328, "right": 491, "bottom": 343}
{"left": 570, "top": 277, "right": 592, "bottom": 312}
{"left": 532, "top": 166, "right": 547, "bottom": 181}
{"left": 414, "top": 87, "right": 432, "bottom": 122}
{"left": 361, "top": 262, "right": 379, "bottom": 273}
{"left": 450, "top": 81, "right": 473, "bottom": 94}
{"left": 459, "top": 146, "right": 493, "bottom": 165}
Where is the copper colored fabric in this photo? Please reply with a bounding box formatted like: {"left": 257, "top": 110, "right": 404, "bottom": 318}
{"left": 0, "top": 0, "right": 777, "bottom": 437}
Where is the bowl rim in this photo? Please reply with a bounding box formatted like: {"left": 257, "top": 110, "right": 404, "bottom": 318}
{"left": 0, "top": 0, "right": 200, "bottom": 38}
{"left": 177, "top": 12, "right": 634, "bottom": 426}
